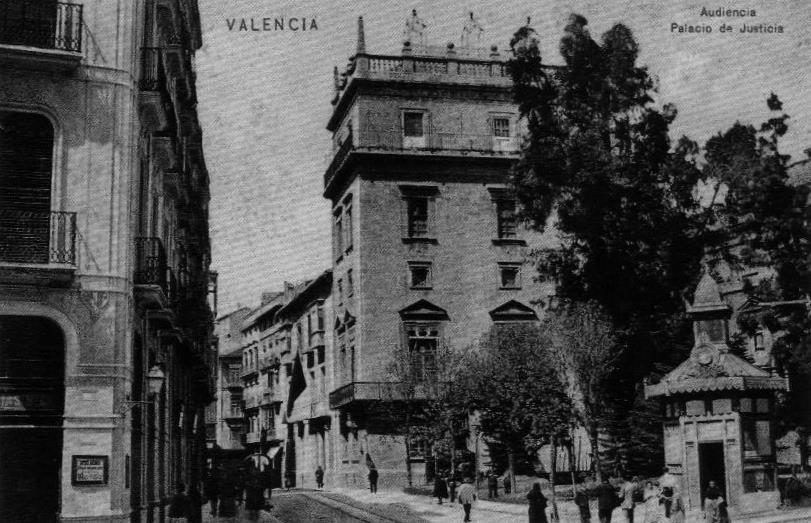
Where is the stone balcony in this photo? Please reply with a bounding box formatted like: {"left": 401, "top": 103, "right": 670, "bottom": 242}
{"left": 328, "top": 381, "right": 440, "bottom": 409}
{"left": 324, "top": 126, "right": 518, "bottom": 196}
{"left": 332, "top": 46, "right": 511, "bottom": 108}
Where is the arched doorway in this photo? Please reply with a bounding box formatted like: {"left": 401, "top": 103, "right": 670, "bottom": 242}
{"left": 0, "top": 110, "right": 54, "bottom": 264}
{"left": 0, "top": 316, "right": 65, "bottom": 522}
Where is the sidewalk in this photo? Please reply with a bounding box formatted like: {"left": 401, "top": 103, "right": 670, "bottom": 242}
{"left": 314, "top": 486, "right": 570, "bottom": 522}
{"left": 311, "top": 487, "right": 811, "bottom": 523}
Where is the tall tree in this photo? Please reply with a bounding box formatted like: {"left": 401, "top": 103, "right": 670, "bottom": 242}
{"left": 543, "top": 301, "right": 618, "bottom": 481}
{"left": 460, "top": 323, "right": 573, "bottom": 508}
{"left": 386, "top": 337, "right": 471, "bottom": 486}
{"left": 507, "top": 15, "right": 711, "bottom": 473}
{"left": 705, "top": 96, "right": 811, "bottom": 429}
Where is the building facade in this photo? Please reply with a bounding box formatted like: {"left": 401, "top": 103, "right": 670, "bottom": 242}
{"left": 0, "top": 1, "right": 214, "bottom": 522}
{"left": 646, "top": 270, "right": 789, "bottom": 515}
{"left": 323, "top": 16, "right": 553, "bottom": 488}
{"left": 210, "top": 307, "right": 250, "bottom": 455}
{"left": 208, "top": 274, "right": 333, "bottom": 488}
{"left": 278, "top": 270, "right": 334, "bottom": 489}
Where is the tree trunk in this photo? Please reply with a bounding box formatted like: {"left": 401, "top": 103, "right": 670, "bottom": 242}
{"left": 549, "top": 434, "right": 560, "bottom": 522}
{"left": 507, "top": 449, "right": 515, "bottom": 498}
{"left": 568, "top": 436, "right": 577, "bottom": 498}
{"left": 405, "top": 408, "right": 413, "bottom": 487}
{"left": 589, "top": 423, "right": 602, "bottom": 483}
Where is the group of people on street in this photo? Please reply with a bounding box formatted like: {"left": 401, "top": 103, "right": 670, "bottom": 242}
{"left": 429, "top": 471, "right": 549, "bottom": 523}
{"left": 195, "top": 463, "right": 271, "bottom": 522}
{"left": 571, "top": 468, "right": 730, "bottom": 523}
{"left": 572, "top": 471, "right": 684, "bottom": 523}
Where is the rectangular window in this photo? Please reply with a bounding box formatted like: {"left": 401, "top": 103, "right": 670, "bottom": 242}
{"left": 754, "top": 332, "right": 765, "bottom": 352}
{"left": 699, "top": 320, "right": 726, "bottom": 343}
{"left": 317, "top": 305, "right": 325, "bottom": 330}
{"left": 403, "top": 111, "right": 424, "bottom": 137}
{"left": 334, "top": 210, "right": 343, "bottom": 259}
{"left": 408, "top": 262, "right": 432, "bottom": 289}
{"left": 409, "top": 437, "right": 428, "bottom": 459}
{"left": 406, "top": 324, "right": 439, "bottom": 383}
{"left": 344, "top": 199, "right": 353, "bottom": 251}
{"left": 499, "top": 263, "right": 521, "bottom": 289}
{"left": 743, "top": 468, "right": 775, "bottom": 493}
{"left": 496, "top": 199, "right": 517, "bottom": 239}
{"left": 337, "top": 279, "right": 344, "bottom": 305}
{"left": 492, "top": 117, "right": 510, "bottom": 138}
{"left": 742, "top": 419, "right": 773, "bottom": 456}
{"left": 407, "top": 197, "right": 429, "bottom": 237}
{"left": 347, "top": 326, "right": 357, "bottom": 382}
{"left": 347, "top": 269, "right": 354, "bottom": 297}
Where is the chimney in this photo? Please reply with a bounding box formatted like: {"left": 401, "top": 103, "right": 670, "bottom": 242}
{"left": 356, "top": 16, "right": 366, "bottom": 54}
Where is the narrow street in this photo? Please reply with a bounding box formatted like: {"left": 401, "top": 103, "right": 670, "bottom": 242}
{"left": 270, "top": 492, "right": 368, "bottom": 522}
{"left": 200, "top": 492, "right": 376, "bottom": 523}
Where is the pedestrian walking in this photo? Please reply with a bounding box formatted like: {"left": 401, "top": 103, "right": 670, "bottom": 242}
{"left": 670, "top": 492, "right": 686, "bottom": 523}
{"left": 574, "top": 484, "right": 592, "bottom": 523}
{"left": 703, "top": 481, "right": 729, "bottom": 523}
{"left": 660, "top": 467, "right": 677, "bottom": 519}
{"left": 642, "top": 481, "right": 660, "bottom": 523}
{"left": 244, "top": 471, "right": 265, "bottom": 521}
{"left": 368, "top": 467, "right": 379, "bottom": 493}
{"left": 448, "top": 474, "right": 458, "bottom": 503}
{"left": 187, "top": 482, "right": 203, "bottom": 523}
{"left": 204, "top": 471, "right": 219, "bottom": 518}
{"left": 457, "top": 477, "right": 477, "bottom": 522}
{"left": 487, "top": 471, "right": 499, "bottom": 499}
{"left": 504, "top": 474, "right": 512, "bottom": 494}
{"left": 597, "top": 478, "right": 619, "bottom": 523}
{"left": 433, "top": 474, "right": 449, "bottom": 504}
{"left": 168, "top": 482, "right": 190, "bottom": 523}
{"left": 620, "top": 476, "right": 639, "bottom": 523}
{"left": 315, "top": 465, "right": 324, "bottom": 489}
{"left": 217, "top": 474, "right": 239, "bottom": 523}
{"left": 527, "top": 482, "right": 549, "bottom": 523}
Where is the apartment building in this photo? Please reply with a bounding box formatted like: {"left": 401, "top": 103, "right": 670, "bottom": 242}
{"left": 0, "top": 1, "right": 214, "bottom": 521}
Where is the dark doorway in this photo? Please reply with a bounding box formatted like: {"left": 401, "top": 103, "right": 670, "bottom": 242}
{"left": 0, "top": 316, "right": 65, "bottom": 522}
{"left": 699, "top": 442, "right": 726, "bottom": 505}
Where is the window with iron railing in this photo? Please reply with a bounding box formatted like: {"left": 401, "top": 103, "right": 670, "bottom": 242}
{"left": 406, "top": 197, "right": 429, "bottom": 237}
{"left": 492, "top": 117, "right": 510, "bottom": 138}
{"left": 496, "top": 199, "right": 517, "bottom": 239}
{"left": 0, "top": 1, "right": 83, "bottom": 52}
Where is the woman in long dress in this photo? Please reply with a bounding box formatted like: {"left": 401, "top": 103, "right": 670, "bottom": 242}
{"left": 643, "top": 481, "right": 661, "bottom": 523}
{"left": 527, "top": 482, "right": 548, "bottom": 523}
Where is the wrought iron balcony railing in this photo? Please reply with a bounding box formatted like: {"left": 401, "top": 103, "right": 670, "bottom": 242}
{"left": 134, "top": 236, "right": 169, "bottom": 289}
{"left": 0, "top": 1, "right": 83, "bottom": 52}
{"left": 0, "top": 210, "right": 76, "bottom": 265}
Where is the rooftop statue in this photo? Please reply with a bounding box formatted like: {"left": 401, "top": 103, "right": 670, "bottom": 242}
{"left": 404, "top": 9, "right": 426, "bottom": 45}
{"left": 460, "top": 12, "right": 484, "bottom": 48}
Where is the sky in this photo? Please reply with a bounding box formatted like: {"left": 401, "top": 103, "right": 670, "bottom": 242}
{"left": 195, "top": 0, "right": 811, "bottom": 315}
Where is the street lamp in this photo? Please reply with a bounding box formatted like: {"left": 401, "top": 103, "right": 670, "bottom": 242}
{"left": 120, "top": 365, "right": 166, "bottom": 413}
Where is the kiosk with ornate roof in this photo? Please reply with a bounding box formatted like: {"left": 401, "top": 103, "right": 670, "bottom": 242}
{"left": 645, "top": 271, "right": 788, "bottom": 514}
